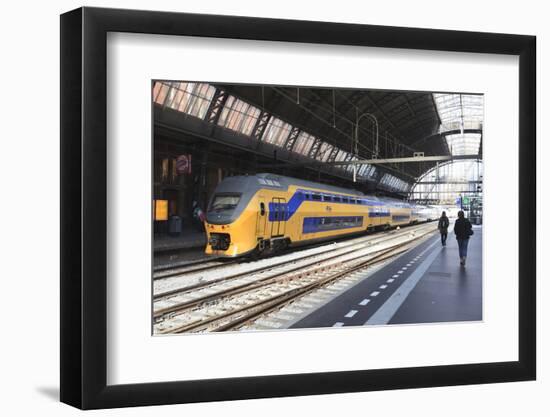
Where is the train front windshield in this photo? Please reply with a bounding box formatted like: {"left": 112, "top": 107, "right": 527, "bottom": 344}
{"left": 209, "top": 194, "right": 241, "bottom": 212}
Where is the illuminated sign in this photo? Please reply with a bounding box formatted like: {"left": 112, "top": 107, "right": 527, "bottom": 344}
{"left": 154, "top": 200, "right": 169, "bottom": 221}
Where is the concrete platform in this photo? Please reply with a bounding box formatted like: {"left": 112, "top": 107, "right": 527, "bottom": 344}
{"left": 153, "top": 228, "right": 206, "bottom": 253}
{"left": 291, "top": 225, "right": 482, "bottom": 329}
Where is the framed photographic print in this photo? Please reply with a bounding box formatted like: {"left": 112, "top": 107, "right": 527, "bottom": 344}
{"left": 60, "top": 6, "right": 536, "bottom": 409}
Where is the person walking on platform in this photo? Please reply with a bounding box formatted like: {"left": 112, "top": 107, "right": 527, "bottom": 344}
{"left": 454, "top": 210, "right": 473, "bottom": 266}
{"left": 437, "top": 211, "right": 450, "bottom": 246}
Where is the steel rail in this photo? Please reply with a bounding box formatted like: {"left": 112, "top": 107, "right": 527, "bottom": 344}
{"left": 154, "top": 227, "right": 435, "bottom": 332}
{"left": 154, "top": 259, "right": 238, "bottom": 279}
{"left": 217, "top": 246, "right": 410, "bottom": 332}
{"left": 153, "top": 222, "right": 425, "bottom": 280}
{"left": 161, "top": 239, "right": 416, "bottom": 334}
{"left": 153, "top": 223, "right": 434, "bottom": 302}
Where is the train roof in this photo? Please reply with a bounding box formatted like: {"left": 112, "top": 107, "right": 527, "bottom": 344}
{"left": 254, "top": 173, "right": 365, "bottom": 196}
{"left": 212, "top": 173, "right": 414, "bottom": 206}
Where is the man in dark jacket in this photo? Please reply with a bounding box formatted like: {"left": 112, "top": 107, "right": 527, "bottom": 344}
{"left": 454, "top": 210, "right": 473, "bottom": 266}
{"left": 437, "top": 211, "right": 450, "bottom": 246}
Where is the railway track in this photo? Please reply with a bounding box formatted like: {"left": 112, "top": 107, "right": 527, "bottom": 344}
{"left": 213, "top": 244, "right": 411, "bottom": 332}
{"left": 154, "top": 222, "right": 434, "bottom": 300}
{"left": 153, "top": 222, "right": 431, "bottom": 281}
{"left": 153, "top": 223, "right": 437, "bottom": 334}
{"left": 153, "top": 259, "right": 237, "bottom": 280}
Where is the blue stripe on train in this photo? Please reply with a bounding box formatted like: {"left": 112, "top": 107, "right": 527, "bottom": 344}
{"left": 268, "top": 189, "right": 396, "bottom": 222}
{"left": 302, "top": 216, "right": 363, "bottom": 234}
{"left": 368, "top": 210, "right": 390, "bottom": 217}
{"left": 268, "top": 192, "right": 305, "bottom": 222}
{"left": 392, "top": 215, "right": 411, "bottom": 221}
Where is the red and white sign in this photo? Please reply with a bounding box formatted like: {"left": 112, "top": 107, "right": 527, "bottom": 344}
{"left": 176, "top": 154, "right": 192, "bottom": 174}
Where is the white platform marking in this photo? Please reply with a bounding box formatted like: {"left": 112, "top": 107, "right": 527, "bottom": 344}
{"left": 366, "top": 240, "right": 441, "bottom": 325}
{"left": 379, "top": 284, "right": 388, "bottom": 289}
{"left": 359, "top": 299, "right": 370, "bottom": 306}
{"left": 392, "top": 274, "right": 399, "bottom": 278}
{"left": 333, "top": 322, "right": 344, "bottom": 327}
{"left": 387, "top": 278, "right": 395, "bottom": 283}
{"left": 344, "top": 310, "right": 358, "bottom": 318}
{"left": 370, "top": 291, "right": 380, "bottom": 297}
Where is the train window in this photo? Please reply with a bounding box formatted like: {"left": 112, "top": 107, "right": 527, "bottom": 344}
{"left": 350, "top": 198, "right": 356, "bottom": 204}
{"left": 342, "top": 197, "right": 349, "bottom": 203}
{"left": 210, "top": 194, "right": 241, "bottom": 211}
{"left": 323, "top": 195, "right": 332, "bottom": 202}
{"left": 260, "top": 202, "right": 265, "bottom": 216}
{"left": 312, "top": 194, "right": 322, "bottom": 201}
{"left": 333, "top": 196, "right": 341, "bottom": 202}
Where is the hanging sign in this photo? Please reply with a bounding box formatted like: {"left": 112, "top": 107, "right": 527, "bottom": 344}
{"left": 176, "top": 154, "right": 192, "bottom": 174}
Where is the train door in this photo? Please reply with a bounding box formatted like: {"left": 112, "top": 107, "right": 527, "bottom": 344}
{"left": 256, "top": 199, "right": 267, "bottom": 238}
{"left": 279, "top": 198, "right": 287, "bottom": 236}
{"left": 270, "top": 197, "right": 287, "bottom": 237}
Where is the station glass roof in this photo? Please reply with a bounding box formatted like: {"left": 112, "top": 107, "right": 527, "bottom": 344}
{"left": 154, "top": 81, "right": 216, "bottom": 119}
{"left": 154, "top": 81, "right": 379, "bottom": 183}
{"left": 445, "top": 132, "right": 482, "bottom": 156}
{"left": 263, "top": 116, "right": 292, "bottom": 147}
{"left": 379, "top": 173, "right": 411, "bottom": 193}
{"left": 433, "top": 93, "right": 483, "bottom": 156}
{"left": 293, "top": 132, "right": 316, "bottom": 156}
{"left": 218, "top": 95, "right": 261, "bottom": 137}
{"left": 433, "top": 93, "right": 483, "bottom": 132}
{"left": 410, "top": 160, "right": 483, "bottom": 203}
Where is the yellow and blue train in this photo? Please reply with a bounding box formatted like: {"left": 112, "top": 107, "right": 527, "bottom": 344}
{"left": 205, "top": 173, "right": 436, "bottom": 257}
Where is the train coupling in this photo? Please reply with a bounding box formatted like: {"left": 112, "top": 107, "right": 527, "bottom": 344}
{"left": 208, "top": 233, "right": 231, "bottom": 251}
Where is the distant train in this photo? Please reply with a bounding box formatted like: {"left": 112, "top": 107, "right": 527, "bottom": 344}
{"left": 205, "top": 173, "right": 437, "bottom": 257}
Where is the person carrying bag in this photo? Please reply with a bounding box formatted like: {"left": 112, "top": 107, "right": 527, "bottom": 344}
{"left": 438, "top": 211, "right": 450, "bottom": 246}
{"left": 454, "top": 210, "right": 473, "bottom": 266}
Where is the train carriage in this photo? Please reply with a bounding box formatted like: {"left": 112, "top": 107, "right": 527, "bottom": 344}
{"left": 205, "top": 173, "right": 430, "bottom": 257}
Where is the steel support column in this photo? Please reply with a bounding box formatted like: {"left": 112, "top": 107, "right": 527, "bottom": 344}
{"left": 283, "top": 126, "right": 301, "bottom": 152}
{"left": 252, "top": 111, "right": 271, "bottom": 142}
{"left": 204, "top": 89, "right": 229, "bottom": 125}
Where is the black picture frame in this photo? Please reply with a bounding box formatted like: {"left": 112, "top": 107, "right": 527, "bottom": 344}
{"left": 60, "top": 6, "right": 536, "bottom": 410}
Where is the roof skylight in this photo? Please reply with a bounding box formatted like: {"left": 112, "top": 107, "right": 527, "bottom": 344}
{"left": 433, "top": 93, "right": 483, "bottom": 156}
